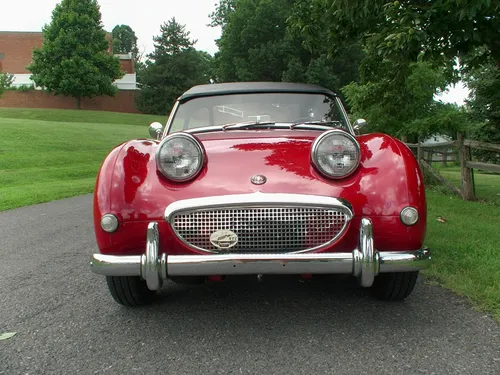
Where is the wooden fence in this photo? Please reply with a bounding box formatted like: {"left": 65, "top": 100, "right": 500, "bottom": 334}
{"left": 405, "top": 133, "right": 500, "bottom": 201}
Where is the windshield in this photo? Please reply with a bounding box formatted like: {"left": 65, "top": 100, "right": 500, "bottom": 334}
{"left": 167, "top": 93, "right": 349, "bottom": 133}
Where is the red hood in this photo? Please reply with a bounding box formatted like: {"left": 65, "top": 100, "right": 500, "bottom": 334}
{"left": 104, "top": 129, "right": 420, "bottom": 222}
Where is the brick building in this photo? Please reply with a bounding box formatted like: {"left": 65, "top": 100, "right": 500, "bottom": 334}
{"left": 0, "top": 31, "right": 137, "bottom": 90}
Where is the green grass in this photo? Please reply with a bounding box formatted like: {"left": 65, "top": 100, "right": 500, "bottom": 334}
{"left": 0, "top": 107, "right": 167, "bottom": 126}
{"left": 432, "top": 163, "right": 500, "bottom": 205}
{"left": 424, "top": 164, "right": 500, "bottom": 321}
{"left": 0, "top": 108, "right": 166, "bottom": 211}
{"left": 425, "top": 189, "right": 500, "bottom": 322}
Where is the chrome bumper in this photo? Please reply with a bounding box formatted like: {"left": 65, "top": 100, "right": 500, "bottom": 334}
{"left": 90, "top": 218, "right": 431, "bottom": 291}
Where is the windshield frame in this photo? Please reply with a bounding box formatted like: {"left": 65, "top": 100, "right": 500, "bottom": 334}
{"left": 163, "top": 92, "right": 354, "bottom": 136}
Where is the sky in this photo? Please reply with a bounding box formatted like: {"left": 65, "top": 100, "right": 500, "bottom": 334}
{"left": 3, "top": 0, "right": 222, "bottom": 56}
{"left": 3, "top": 0, "right": 469, "bottom": 105}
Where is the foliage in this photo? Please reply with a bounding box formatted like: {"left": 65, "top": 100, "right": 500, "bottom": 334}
{"left": 342, "top": 60, "right": 468, "bottom": 139}
{"left": 289, "top": 0, "right": 500, "bottom": 138}
{"left": 27, "top": 0, "right": 124, "bottom": 109}
{"left": 0, "top": 72, "right": 14, "bottom": 96}
{"left": 112, "top": 24, "right": 141, "bottom": 63}
{"left": 136, "top": 18, "right": 213, "bottom": 115}
{"left": 208, "top": 0, "right": 236, "bottom": 31}
{"left": 462, "top": 57, "right": 500, "bottom": 162}
{"left": 290, "top": 0, "right": 500, "bottom": 71}
{"left": 7, "top": 84, "right": 35, "bottom": 92}
{"left": 112, "top": 25, "right": 139, "bottom": 55}
{"left": 210, "top": 0, "right": 364, "bottom": 99}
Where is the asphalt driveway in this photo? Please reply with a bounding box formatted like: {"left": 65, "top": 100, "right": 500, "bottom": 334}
{"left": 0, "top": 195, "right": 499, "bottom": 374}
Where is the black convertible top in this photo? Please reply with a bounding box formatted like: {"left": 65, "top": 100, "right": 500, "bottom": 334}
{"left": 178, "top": 82, "right": 336, "bottom": 102}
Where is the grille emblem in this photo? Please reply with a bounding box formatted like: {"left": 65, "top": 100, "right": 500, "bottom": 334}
{"left": 251, "top": 175, "right": 267, "bottom": 185}
{"left": 210, "top": 229, "right": 238, "bottom": 249}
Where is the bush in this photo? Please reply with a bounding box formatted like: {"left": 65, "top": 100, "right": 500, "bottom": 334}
{"left": 0, "top": 72, "right": 15, "bottom": 96}
{"left": 7, "top": 84, "right": 35, "bottom": 92}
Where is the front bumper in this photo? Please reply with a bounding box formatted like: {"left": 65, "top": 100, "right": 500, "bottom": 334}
{"left": 90, "top": 218, "right": 431, "bottom": 291}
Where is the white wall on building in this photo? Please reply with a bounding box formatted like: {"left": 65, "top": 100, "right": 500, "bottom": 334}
{"left": 114, "top": 73, "right": 137, "bottom": 90}
{"left": 10, "top": 74, "right": 34, "bottom": 87}
{"left": 11, "top": 72, "right": 137, "bottom": 90}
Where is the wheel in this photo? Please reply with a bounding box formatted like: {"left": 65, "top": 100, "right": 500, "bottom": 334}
{"left": 371, "top": 271, "right": 419, "bottom": 301}
{"left": 106, "top": 276, "right": 156, "bottom": 306}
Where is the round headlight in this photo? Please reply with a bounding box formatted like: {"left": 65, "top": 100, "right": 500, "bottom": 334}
{"left": 101, "top": 214, "right": 119, "bottom": 233}
{"left": 400, "top": 207, "right": 419, "bottom": 226}
{"left": 156, "top": 133, "right": 204, "bottom": 182}
{"left": 311, "top": 130, "right": 360, "bottom": 179}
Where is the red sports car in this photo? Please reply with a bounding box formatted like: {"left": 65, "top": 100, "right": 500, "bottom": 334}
{"left": 90, "top": 82, "right": 431, "bottom": 306}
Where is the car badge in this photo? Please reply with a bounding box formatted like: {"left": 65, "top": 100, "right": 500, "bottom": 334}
{"left": 251, "top": 174, "right": 267, "bottom": 185}
{"left": 210, "top": 229, "right": 238, "bottom": 249}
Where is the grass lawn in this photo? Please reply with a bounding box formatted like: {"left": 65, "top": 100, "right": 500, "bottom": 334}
{"left": 432, "top": 164, "right": 500, "bottom": 205}
{"left": 424, "top": 164, "right": 500, "bottom": 321}
{"left": 425, "top": 189, "right": 500, "bottom": 322}
{"left": 0, "top": 108, "right": 166, "bottom": 211}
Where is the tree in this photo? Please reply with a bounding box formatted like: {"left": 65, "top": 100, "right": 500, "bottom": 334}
{"left": 464, "top": 58, "right": 500, "bottom": 162}
{"left": 210, "top": 0, "right": 363, "bottom": 98}
{"left": 342, "top": 60, "right": 464, "bottom": 139}
{"left": 27, "top": 0, "right": 124, "bottom": 109}
{"left": 290, "top": 0, "right": 500, "bottom": 71}
{"left": 112, "top": 24, "right": 140, "bottom": 61}
{"left": 136, "top": 18, "right": 212, "bottom": 115}
{"left": 208, "top": 0, "right": 236, "bottom": 31}
{"left": 288, "top": 0, "right": 500, "bottom": 138}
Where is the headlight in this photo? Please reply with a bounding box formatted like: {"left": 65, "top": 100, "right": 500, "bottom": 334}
{"left": 311, "top": 130, "right": 360, "bottom": 179}
{"left": 156, "top": 133, "right": 205, "bottom": 182}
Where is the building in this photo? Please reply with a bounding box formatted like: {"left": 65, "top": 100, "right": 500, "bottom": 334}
{"left": 0, "top": 31, "right": 137, "bottom": 90}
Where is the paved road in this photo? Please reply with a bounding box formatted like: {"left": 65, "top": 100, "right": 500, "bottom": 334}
{"left": 0, "top": 195, "right": 499, "bottom": 375}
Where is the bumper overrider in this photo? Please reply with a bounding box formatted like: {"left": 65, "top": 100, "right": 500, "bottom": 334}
{"left": 90, "top": 193, "right": 431, "bottom": 291}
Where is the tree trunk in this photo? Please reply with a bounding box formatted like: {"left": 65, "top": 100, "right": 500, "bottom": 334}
{"left": 76, "top": 96, "right": 81, "bottom": 110}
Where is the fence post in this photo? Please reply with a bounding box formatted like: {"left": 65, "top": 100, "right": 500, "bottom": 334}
{"left": 458, "top": 132, "right": 475, "bottom": 201}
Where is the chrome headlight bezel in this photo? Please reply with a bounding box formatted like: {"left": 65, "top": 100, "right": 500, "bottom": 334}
{"left": 311, "top": 129, "right": 361, "bottom": 179}
{"left": 155, "top": 132, "right": 205, "bottom": 182}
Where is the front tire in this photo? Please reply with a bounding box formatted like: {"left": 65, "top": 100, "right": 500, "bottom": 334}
{"left": 371, "top": 271, "right": 419, "bottom": 301}
{"left": 106, "top": 276, "right": 156, "bottom": 306}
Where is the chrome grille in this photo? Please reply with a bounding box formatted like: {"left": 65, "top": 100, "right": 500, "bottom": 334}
{"left": 171, "top": 207, "right": 349, "bottom": 253}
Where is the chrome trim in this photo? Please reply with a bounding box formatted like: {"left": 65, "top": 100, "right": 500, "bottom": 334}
{"left": 149, "top": 122, "right": 164, "bottom": 140}
{"left": 155, "top": 132, "right": 205, "bottom": 182}
{"left": 167, "top": 253, "right": 353, "bottom": 276}
{"left": 164, "top": 192, "right": 353, "bottom": 222}
{"left": 164, "top": 101, "right": 180, "bottom": 135}
{"left": 337, "top": 97, "right": 355, "bottom": 135}
{"left": 379, "top": 248, "right": 431, "bottom": 273}
{"left": 91, "top": 254, "right": 141, "bottom": 276}
{"left": 90, "top": 218, "right": 432, "bottom": 291}
{"left": 141, "top": 222, "right": 162, "bottom": 290}
{"left": 183, "top": 123, "right": 339, "bottom": 135}
{"left": 354, "top": 218, "right": 379, "bottom": 287}
{"left": 165, "top": 192, "right": 354, "bottom": 254}
{"left": 311, "top": 129, "right": 361, "bottom": 180}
